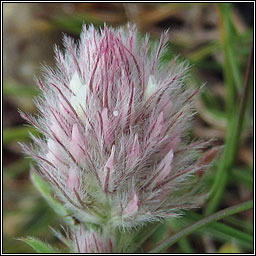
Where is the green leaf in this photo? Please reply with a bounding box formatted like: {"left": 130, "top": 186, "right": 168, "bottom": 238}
{"left": 3, "top": 158, "right": 32, "bottom": 181}
{"left": 3, "top": 84, "right": 38, "bottom": 97}
{"left": 18, "top": 236, "right": 57, "bottom": 253}
{"left": 168, "top": 220, "right": 195, "bottom": 253}
{"left": 30, "top": 171, "right": 74, "bottom": 225}
{"left": 182, "top": 211, "right": 253, "bottom": 249}
{"left": 130, "top": 222, "right": 162, "bottom": 253}
{"left": 3, "top": 126, "right": 41, "bottom": 145}
{"left": 231, "top": 168, "right": 253, "bottom": 190}
{"left": 151, "top": 223, "right": 168, "bottom": 245}
{"left": 218, "top": 3, "right": 242, "bottom": 95}
{"left": 205, "top": 42, "right": 253, "bottom": 214}
{"left": 52, "top": 13, "right": 104, "bottom": 34}
{"left": 149, "top": 200, "right": 253, "bottom": 253}
{"left": 188, "top": 41, "right": 220, "bottom": 63}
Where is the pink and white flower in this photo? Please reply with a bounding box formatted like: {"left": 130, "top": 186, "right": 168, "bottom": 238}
{"left": 21, "top": 23, "right": 207, "bottom": 237}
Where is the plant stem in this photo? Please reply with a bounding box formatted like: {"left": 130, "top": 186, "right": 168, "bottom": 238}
{"left": 237, "top": 42, "right": 254, "bottom": 135}
{"left": 149, "top": 200, "right": 253, "bottom": 253}
{"left": 205, "top": 42, "right": 253, "bottom": 215}
{"left": 131, "top": 222, "right": 162, "bottom": 253}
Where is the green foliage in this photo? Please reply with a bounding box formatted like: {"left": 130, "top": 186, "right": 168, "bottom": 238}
{"left": 30, "top": 171, "right": 75, "bottom": 226}
{"left": 17, "top": 237, "right": 58, "bottom": 253}
{"left": 3, "top": 84, "right": 38, "bottom": 97}
{"left": 3, "top": 126, "right": 41, "bottom": 145}
{"left": 52, "top": 12, "right": 104, "bottom": 34}
{"left": 150, "top": 200, "right": 253, "bottom": 253}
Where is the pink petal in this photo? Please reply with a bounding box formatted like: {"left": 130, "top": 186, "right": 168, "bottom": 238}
{"left": 158, "top": 93, "right": 173, "bottom": 119}
{"left": 72, "top": 123, "right": 82, "bottom": 142}
{"left": 46, "top": 139, "right": 67, "bottom": 169}
{"left": 105, "top": 144, "right": 115, "bottom": 170}
{"left": 124, "top": 193, "right": 139, "bottom": 216}
{"left": 66, "top": 167, "right": 80, "bottom": 191}
{"left": 101, "top": 108, "right": 113, "bottom": 145}
{"left": 161, "top": 130, "right": 181, "bottom": 155}
{"left": 103, "top": 145, "right": 115, "bottom": 190}
{"left": 50, "top": 119, "right": 67, "bottom": 141}
{"left": 156, "top": 149, "right": 173, "bottom": 183}
{"left": 150, "top": 111, "right": 164, "bottom": 139}
{"left": 69, "top": 123, "right": 84, "bottom": 163}
{"left": 127, "top": 133, "right": 140, "bottom": 166}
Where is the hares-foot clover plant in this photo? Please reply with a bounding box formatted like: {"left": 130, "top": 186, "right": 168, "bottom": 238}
{"left": 20, "top": 24, "right": 210, "bottom": 253}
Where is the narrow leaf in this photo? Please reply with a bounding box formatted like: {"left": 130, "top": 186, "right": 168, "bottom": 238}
{"left": 18, "top": 236, "right": 57, "bottom": 253}
{"left": 149, "top": 200, "right": 253, "bottom": 253}
{"left": 3, "top": 126, "right": 40, "bottom": 145}
{"left": 30, "top": 170, "right": 74, "bottom": 225}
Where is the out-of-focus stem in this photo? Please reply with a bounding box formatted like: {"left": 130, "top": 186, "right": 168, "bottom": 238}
{"left": 205, "top": 42, "right": 253, "bottom": 215}
{"left": 149, "top": 200, "right": 253, "bottom": 253}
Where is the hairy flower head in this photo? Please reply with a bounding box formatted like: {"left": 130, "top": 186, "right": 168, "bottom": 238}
{"left": 21, "top": 24, "right": 208, "bottom": 232}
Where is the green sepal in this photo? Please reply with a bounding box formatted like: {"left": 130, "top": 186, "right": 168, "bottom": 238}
{"left": 17, "top": 236, "right": 58, "bottom": 253}
{"left": 30, "top": 169, "right": 74, "bottom": 225}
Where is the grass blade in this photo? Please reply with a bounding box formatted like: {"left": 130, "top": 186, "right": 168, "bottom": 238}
{"left": 205, "top": 41, "right": 253, "bottom": 214}
{"left": 149, "top": 200, "right": 253, "bottom": 253}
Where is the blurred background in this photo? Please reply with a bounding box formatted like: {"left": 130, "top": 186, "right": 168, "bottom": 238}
{"left": 3, "top": 2, "right": 253, "bottom": 253}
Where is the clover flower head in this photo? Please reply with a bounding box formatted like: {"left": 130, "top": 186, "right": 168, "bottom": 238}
{"left": 21, "top": 23, "right": 207, "bottom": 234}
